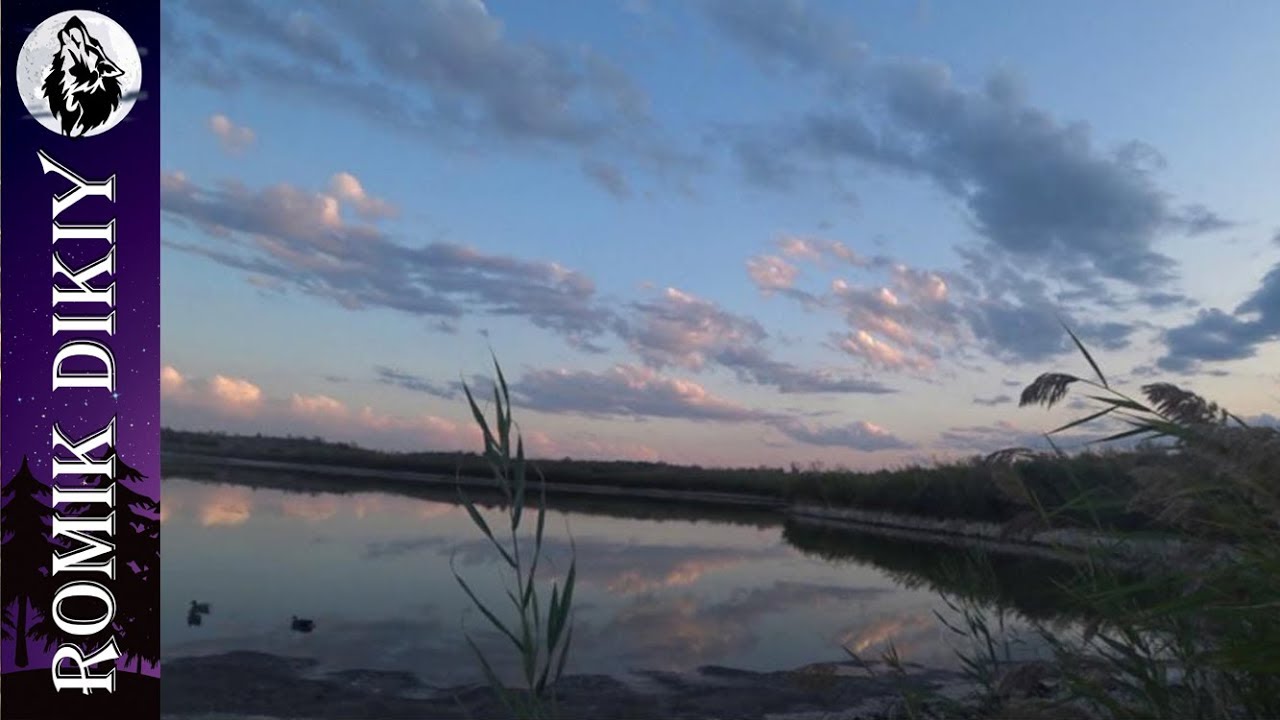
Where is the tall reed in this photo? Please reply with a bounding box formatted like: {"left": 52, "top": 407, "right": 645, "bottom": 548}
{"left": 941, "top": 324, "right": 1280, "bottom": 718}
{"left": 453, "top": 357, "right": 577, "bottom": 720}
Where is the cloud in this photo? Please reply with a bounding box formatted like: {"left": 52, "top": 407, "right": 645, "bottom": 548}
{"left": 290, "top": 393, "right": 348, "bottom": 419}
{"left": 208, "top": 374, "right": 264, "bottom": 411}
{"left": 208, "top": 114, "right": 255, "bottom": 153}
{"left": 773, "top": 419, "right": 912, "bottom": 451}
{"left": 746, "top": 255, "right": 799, "bottom": 293}
{"left": 1173, "top": 204, "right": 1235, "bottom": 236}
{"left": 973, "top": 394, "right": 1013, "bottom": 407}
{"left": 512, "top": 363, "right": 908, "bottom": 453}
{"left": 327, "top": 172, "right": 398, "bottom": 220}
{"left": 374, "top": 366, "right": 460, "bottom": 400}
{"left": 952, "top": 246, "right": 1138, "bottom": 363}
{"left": 581, "top": 159, "right": 631, "bottom": 199}
{"left": 162, "top": 0, "right": 694, "bottom": 191}
{"left": 703, "top": 2, "right": 1220, "bottom": 299}
{"left": 1158, "top": 262, "right": 1280, "bottom": 372}
{"left": 621, "top": 287, "right": 766, "bottom": 370}
{"left": 162, "top": 171, "right": 615, "bottom": 351}
{"left": 161, "top": 365, "right": 186, "bottom": 396}
{"left": 164, "top": 371, "right": 663, "bottom": 462}
{"left": 618, "top": 286, "right": 893, "bottom": 394}
{"left": 699, "top": 0, "right": 866, "bottom": 89}
{"left": 937, "top": 420, "right": 1051, "bottom": 455}
{"left": 515, "top": 364, "right": 778, "bottom": 422}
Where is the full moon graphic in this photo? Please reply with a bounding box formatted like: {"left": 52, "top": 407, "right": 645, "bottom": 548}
{"left": 16, "top": 10, "right": 143, "bottom": 137}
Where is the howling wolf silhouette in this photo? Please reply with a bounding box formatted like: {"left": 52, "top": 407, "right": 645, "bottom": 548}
{"left": 41, "top": 16, "right": 124, "bottom": 137}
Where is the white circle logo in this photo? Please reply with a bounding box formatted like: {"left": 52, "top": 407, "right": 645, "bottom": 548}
{"left": 16, "top": 11, "right": 142, "bottom": 138}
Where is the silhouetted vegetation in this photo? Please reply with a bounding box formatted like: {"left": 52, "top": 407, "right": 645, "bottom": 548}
{"left": 861, "top": 328, "right": 1280, "bottom": 719}
{"left": 163, "top": 427, "right": 1197, "bottom": 534}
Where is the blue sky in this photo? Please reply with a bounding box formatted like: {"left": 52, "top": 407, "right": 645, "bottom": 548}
{"left": 158, "top": 0, "right": 1280, "bottom": 468}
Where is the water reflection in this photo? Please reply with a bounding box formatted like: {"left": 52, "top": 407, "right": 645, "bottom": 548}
{"left": 161, "top": 469, "right": 1069, "bottom": 685}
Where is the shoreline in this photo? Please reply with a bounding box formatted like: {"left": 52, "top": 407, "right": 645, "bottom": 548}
{"left": 162, "top": 451, "right": 1227, "bottom": 569}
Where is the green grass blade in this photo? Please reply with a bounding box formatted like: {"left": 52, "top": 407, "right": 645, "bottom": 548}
{"left": 1049, "top": 405, "right": 1118, "bottom": 435}
{"left": 462, "top": 381, "right": 497, "bottom": 452}
{"left": 553, "top": 623, "right": 573, "bottom": 685}
{"left": 1087, "top": 424, "right": 1161, "bottom": 446}
{"left": 1061, "top": 319, "right": 1108, "bottom": 388}
{"left": 464, "top": 634, "right": 518, "bottom": 718}
{"left": 453, "top": 561, "right": 521, "bottom": 649}
{"left": 458, "top": 489, "right": 516, "bottom": 568}
{"left": 511, "top": 436, "right": 526, "bottom": 532}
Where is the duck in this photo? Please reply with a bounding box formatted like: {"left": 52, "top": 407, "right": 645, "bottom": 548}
{"left": 290, "top": 615, "right": 315, "bottom": 633}
{"left": 190, "top": 600, "right": 211, "bottom": 615}
{"left": 186, "top": 609, "right": 203, "bottom": 627}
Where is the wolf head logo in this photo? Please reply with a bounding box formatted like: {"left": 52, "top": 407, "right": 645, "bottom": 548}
{"left": 41, "top": 16, "right": 124, "bottom": 138}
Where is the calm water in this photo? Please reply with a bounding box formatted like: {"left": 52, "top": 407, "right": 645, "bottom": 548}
{"left": 161, "top": 473, "right": 1063, "bottom": 686}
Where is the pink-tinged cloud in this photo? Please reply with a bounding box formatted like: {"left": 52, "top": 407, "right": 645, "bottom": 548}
{"left": 328, "top": 171, "right": 398, "bottom": 220}
{"left": 624, "top": 287, "right": 768, "bottom": 370}
{"left": 161, "top": 365, "right": 185, "bottom": 396}
{"left": 290, "top": 392, "right": 348, "bottom": 419}
{"left": 209, "top": 374, "right": 264, "bottom": 411}
{"left": 891, "top": 264, "right": 949, "bottom": 303}
{"left": 208, "top": 114, "right": 255, "bottom": 154}
{"left": 837, "top": 330, "right": 929, "bottom": 371}
{"left": 162, "top": 171, "right": 614, "bottom": 350}
{"left": 778, "top": 236, "right": 871, "bottom": 267}
{"left": 515, "top": 363, "right": 777, "bottom": 422}
{"left": 774, "top": 418, "right": 912, "bottom": 451}
{"left": 746, "top": 254, "right": 799, "bottom": 292}
{"left": 355, "top": 406, "right": 484, "bottom": 449}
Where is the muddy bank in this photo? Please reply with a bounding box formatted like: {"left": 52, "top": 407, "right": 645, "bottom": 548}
{"left": 159, "top": 651, "right": 976, "bottom": 720}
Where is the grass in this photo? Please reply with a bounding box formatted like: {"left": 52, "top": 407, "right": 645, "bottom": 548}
{"left": 862, "top": 327, "right": 1280, "bottom": 719}
{"left": 450, "top": 358, "right": 577, "bottom": 720}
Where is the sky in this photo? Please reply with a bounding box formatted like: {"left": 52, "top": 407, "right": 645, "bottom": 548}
{"left": 156, "top": 0, "right": 1280, "bottom": 469}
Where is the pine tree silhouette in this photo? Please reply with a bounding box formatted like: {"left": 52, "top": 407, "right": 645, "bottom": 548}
{"left": 1, "top": 457, "right": 57, "bottom": 668}
{"left": 77, "top": 448, "right": 160, "bottom": 671}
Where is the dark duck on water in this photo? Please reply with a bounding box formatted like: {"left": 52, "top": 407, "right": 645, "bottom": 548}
{"left": 187, "top": 600, "right": 211, "bottom": 627}
{"left": 291, "top": 616, "right": 315, "bottom": 633}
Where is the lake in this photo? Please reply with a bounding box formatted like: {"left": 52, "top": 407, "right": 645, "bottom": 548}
{"left": 160, "top": 469, "right": 1075, "bottom": 687}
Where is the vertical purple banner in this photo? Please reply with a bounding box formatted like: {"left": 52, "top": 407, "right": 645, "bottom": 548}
{"left": 2, "top": 1, "right": 160, "bottom": 717}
